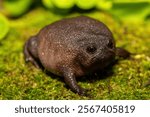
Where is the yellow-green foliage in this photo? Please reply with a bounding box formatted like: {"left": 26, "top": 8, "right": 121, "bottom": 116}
{"left": 2, "top": 0, "right": 32, "bottom": 17}
{"left": 1, "top": 0, "right": 150, "bottom": 21}
{"left": 0, "top": 14, "right": 9, "bottom": 40}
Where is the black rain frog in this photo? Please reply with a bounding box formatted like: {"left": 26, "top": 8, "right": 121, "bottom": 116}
{"left": 24, "top": 16, "right": 130, "bottom": 95}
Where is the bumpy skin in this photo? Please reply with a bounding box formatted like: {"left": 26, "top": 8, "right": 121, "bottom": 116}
{"left": 24, "top": 16, "right": 130, "bottom": 95}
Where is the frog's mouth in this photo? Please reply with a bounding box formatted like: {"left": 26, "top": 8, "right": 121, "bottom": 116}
{"left": 95, "top": 54, "right": 114, "bottom": 68}
{"left": 84, "top": 50, "right": 115, "bottom": 71}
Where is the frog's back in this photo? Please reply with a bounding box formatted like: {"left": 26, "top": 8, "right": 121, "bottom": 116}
{"left": 38, "top": 16, "right": 112, "bottom": 41}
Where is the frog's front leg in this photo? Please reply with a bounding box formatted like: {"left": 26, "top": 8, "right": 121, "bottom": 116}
{"left": 116, "top": 47, "right": 130, "bottom": 59}
{"left": 24, "top": 36, "right": 40, "bottom": 68}
{"left": 61, "top": 67, "right": 87, "bottom": 95}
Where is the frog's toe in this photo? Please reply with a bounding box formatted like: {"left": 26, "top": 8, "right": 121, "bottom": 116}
{"left": 25, "top": 57, "right": 40, "bottom": 68}
{"left": 116, "top": 47, "right": 130, "bottom": 59}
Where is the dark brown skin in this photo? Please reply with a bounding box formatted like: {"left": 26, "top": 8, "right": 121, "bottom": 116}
{"left": 24, "top": 16, "right": 130, "bottom": 95}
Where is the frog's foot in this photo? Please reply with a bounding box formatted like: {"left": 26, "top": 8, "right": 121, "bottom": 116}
{"left": 24, "top": 38, "right": 40, "bottom": 68}
{"left": 116, "top": 47, "right": 130, "bottom": 59}
{"left": 61, "top": 67, "right": 90, "bottom": 96}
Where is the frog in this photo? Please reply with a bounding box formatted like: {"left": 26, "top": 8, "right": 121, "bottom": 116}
{"left": 24, "top": 16, "right": 130, "bottom": 95}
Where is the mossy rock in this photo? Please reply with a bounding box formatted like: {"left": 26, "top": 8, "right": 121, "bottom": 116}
{"left": 0, "top": 8, "right": 150, "bottom": 99}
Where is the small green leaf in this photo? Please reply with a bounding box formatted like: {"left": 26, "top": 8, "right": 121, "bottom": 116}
{"left": 42, "top": 0, "right": 54, "bottom": 9}
{"left": 75, "top": 0, "right": 97, "bottom": 10}
{"left": 51, "top": 0, "right": 75, "bottom": 9}
{"left": 96, "top": 0, "right": 112, "bottom": 10}
{"left": 3, "top": 0, "right": 32, "bottom": 17}
{"left": 0, "top": 14, "right": 9, "bottom": 40}
{"left": 109, "top": 2, "right": 150, "bottom": 22}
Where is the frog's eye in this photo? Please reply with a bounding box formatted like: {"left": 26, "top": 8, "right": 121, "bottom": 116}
{"left": 86, "top": 45, "right": 97, "bottom": 54}
{"left": 107, "top": 41, "right": 114, "bottom": 49}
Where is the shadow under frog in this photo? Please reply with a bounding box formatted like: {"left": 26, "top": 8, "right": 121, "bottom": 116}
{"left": 24, "top": 16, "right": 130, "bottom": 96}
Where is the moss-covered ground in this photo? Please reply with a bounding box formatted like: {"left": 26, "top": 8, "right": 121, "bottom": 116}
{"left": 0, "top": 8, "right": 150, "bottom": 99}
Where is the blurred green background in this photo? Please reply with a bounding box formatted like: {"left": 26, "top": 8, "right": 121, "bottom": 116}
{"left": 0, "top": 0, "right": 150, "bottom": 99}
{"left": 1, "top": 0, "right": 150, "bottom": 40}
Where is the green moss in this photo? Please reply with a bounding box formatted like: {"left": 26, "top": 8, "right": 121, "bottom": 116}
{"left": 0, "top": 7, "right": 150, "bottom": 100}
